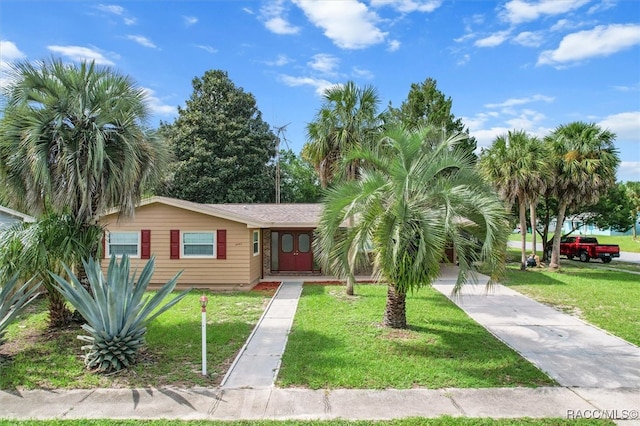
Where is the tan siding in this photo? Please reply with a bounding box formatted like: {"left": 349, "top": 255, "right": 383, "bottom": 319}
{"left": 249, "top": 229, "right": 262, "bottom": 286}
{"left": 100, "top": 203, "right": 254, "bottom": 289}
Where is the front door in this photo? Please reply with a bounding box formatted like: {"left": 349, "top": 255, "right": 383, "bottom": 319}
{"left": 279, "top": 231, "right": 313, "bottom": 271}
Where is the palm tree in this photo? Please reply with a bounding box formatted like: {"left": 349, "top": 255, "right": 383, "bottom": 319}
{"left": 545, "top": 122, "right": 619, "bottom": 269}
{"left": 0, "top": 212, "right": 102, "bottom": 327}
{"left": 314, "top": 126, "right": 510, "bottom": 328}
{"left": 0, "top": 59, "right": 167, "bottom": 288}
{"left": 302, "top": 81, "right": 382, "bottom": 188}
{"left": 478, "top": 130, "right": 549, "bottom": 270}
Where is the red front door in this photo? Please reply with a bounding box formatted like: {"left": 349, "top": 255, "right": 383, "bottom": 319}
{"left": 279, "top": 231, "right": 313, "bottom": 271}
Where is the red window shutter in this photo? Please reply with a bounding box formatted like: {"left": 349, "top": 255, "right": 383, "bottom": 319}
{"left": 141, "top": 230, "right": 151, "bottom": 259}
{"left": 170, "top": 230, "right": 180, "bottom": 259}
{"left": 217, "top": 229, "right": 227, "bottom": 259}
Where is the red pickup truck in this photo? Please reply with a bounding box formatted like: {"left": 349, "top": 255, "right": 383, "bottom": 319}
{"left": 546, "top": 236, "right": 621, "bottom": 263}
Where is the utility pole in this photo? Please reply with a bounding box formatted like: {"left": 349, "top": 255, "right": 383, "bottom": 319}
{"left": 273, "top": 123, "right": 290, "bottom": 204}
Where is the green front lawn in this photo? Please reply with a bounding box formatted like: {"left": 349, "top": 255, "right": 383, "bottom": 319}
{"left": 0, "top": 290, "right": 273, "bottom": 390}
{"left": 277, "top": 284, "right": 555, "bottom": 389}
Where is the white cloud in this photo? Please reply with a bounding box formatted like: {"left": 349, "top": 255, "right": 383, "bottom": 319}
{"left": 387, "top": 39, "right": 401, "bottom": 51}
{"left": 293, "top": 0, "right": 386, "bottom": 49}
{"left": 597, "top": 111, "right": 640, "bottom": 141}
{"left": 456, "top": 53, "right": 470, "bottom": 66}
{"left": 96, "top": 4, "right": 135, "bottom": 25}
{"left": 588, "top": 0, "right": 616, "bottom": 14}
{"left": 485, "top": 94, "right": 555, "bottom": 109}
{"left": 612, "top": 83, "right": 640, "bottom": 92}
{"left": 308, "top": 53, "right": 339, "bottom": 74}
{"left": 196, "top": 45, "right": 218, "bottom": 54}
{"left": 266, "top": 54, "right": 292, "bottom": 66}
{"left": 96, "top": 4, "right": 124, "bottom": 15}
{"left": 475, "top": 30, "right": 511, "bottom": 47}
{"left": 370, "top": 0, "right": 442, "bottom": 13}
{"left": 184, "top": 16, "right": 198, "bottom": 26}
{"left": 352, "top": 66, "right": 374, "bottom": 79}
{"left": 142, "top": 88, "right": 177, "bottom": 116}
{"left": 279, "top": 74, "right": 335, "bottom": 96}
{"left": 262, "top": 0, "right": 301, "bottom": 35}
{"left": 127, "top": 35, "right": 157, "bottom": 49}
{"left": 618, "top": 162, "right": 640, "bottom": 183}
{"left": 538, "top": 24, "right": 640, "bottom": 66}
{"left": 243, "top": 7, "right": 254, "bottom": 15}
{"left": 500, "top": 0, "right": 591, "bottom": 25}
{"left": 47, "top": 45, "right": 116, "bottom": 66}
{"left": 513, "top": 31, "right": 544, "bottom": 47}
{"left": 0, "top": 40, "right": 26, "bottom": 69}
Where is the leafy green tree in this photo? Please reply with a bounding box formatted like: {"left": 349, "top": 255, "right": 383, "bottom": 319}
{"left": 0, "top": 212, "right": 102, "bottom": 327}
{"left": 388, "top": 77, "right": 476, "bottom": 157}
{"left": 545, "top": 122, "right": 619, "bottom": 269}
{"left": 625, "top": 181, "right": 640, "bottom": 240}
{"left": 478, "top": 130, "right": 548, "bottom": 270}
{"left": 315, "top": 126, "right": 509, "bottom": 329}
{"left": 302, "top": 81, "right": 383, "bottom": 188}
{"left": 278, "top": 149, "right": 322, "bottom": 203}
{"left": 158, "top": 70, "right": 276, "bottom": 203}
{"left": 584, "top": 183, "right": 634, "bottom": 233}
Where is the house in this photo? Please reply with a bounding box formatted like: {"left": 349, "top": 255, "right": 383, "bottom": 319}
{"left": 99, "top": 196, "right": 325, "bottom": 290}
{"left": 0, "top": 205, "right": 35, "bottom": 230}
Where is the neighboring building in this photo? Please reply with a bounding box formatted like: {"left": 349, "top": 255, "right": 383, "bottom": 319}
{"left": 554, "top": 214, "right": 640, "bottom": 237}
{"left": 0, "top": 205, "right": 35, "bottom": 230}
{"left": 99, "top": 196, "right": 324, "bottom": 290}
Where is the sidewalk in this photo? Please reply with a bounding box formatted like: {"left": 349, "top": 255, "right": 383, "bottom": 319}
{"left": 1, "top": 272, "right": 639, "bottom": 423}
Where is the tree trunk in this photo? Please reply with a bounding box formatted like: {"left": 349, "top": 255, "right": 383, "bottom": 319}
{"left": 46, "top": 286, "right": 73, "bottom": 328}
{"left": 383, "top": 285, "right": 407, "bottom": 329}
{"left": 529, "top": 201, "right": 537, "bottom": 256}
{"left": 346, "top": 275, "right": 355, "bottom": 296}
{"left": 518, "top": 197, "right": 527, "bottom": 271}
{"left": 549, "top": 201, "right": 568, "bottom": 270}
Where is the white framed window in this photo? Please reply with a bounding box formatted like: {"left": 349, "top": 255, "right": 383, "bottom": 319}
{"left": 107, "top": 231, "right": 140, "bottom": 257}
{"left": 182, "top": 231, "right": 216, "bottom": 258}
{"left": 252, "top": 230, "right": 260, "bottom": 256}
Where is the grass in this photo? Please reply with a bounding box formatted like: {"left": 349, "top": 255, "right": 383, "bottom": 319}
{"left": 0, "top": 290, "right": 273, "bottom": 390}
{"left": 508, "top": 232, "right": 640, "bottom": 253}
{"left": 502, "top": 249, "right": 640, "bottom": 346}
{"left": 277, "top": 284, "right": 555, "bottom": 390}
{"left": 0, "top": 419, "right": 615, "bottom": 425}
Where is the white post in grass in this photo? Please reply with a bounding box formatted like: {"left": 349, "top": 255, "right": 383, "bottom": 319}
{"left": 199, "top": 294, "right": 209, "bottom": 376}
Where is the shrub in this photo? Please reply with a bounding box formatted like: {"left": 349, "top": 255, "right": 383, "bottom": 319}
{"left": 51, "top": 255, "right": 190, "bottom": 372}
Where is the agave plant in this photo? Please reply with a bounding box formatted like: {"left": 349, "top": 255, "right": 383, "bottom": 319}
{"left": 51, "top": 255, "right": 190, "bottom": 372}
{"left": 0, "top": 275, "right": 41, "bottom": 345}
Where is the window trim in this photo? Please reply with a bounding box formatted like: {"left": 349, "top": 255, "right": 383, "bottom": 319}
{"left": 252, "top": 230, "right": 260, "bottom": 256}
{"left": 181, "top": 231, "right": 217, "bottom": 258}
{"left": 107, "top": 231, "right": 140, "bottom": 258}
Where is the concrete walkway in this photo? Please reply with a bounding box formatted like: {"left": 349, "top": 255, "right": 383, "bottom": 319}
{"left": 1, "top": 272, "right": 639, "bottom": 423}
{"left": 220, "top": 280, "right": 303, "bottom": 389}
{"left": 432, "top": 266, "right": 640, "bottom": 389}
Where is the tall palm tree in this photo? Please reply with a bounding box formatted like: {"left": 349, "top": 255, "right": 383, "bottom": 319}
{"left": 478, "top": 130, "right": 549, "bottom": 270}
{"left": 545, "top": 122, "right": 619, "bottom": 269}
{"left": 0, "top": 59, "right": 167, "bottom": 287}
{"left": 315, "top": 126, "right": 510, "bottom": 328}
{"left": 302, "top": 81, "right": 382, "bottom": 188}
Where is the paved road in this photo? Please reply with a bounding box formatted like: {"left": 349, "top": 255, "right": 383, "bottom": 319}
{"left": 507, "top": 240, "right": 640, "bottom": 264}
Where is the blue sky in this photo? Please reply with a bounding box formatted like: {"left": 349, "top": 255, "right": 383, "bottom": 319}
{"left": 1, "top": 0, "right": 639, "bottom": 182}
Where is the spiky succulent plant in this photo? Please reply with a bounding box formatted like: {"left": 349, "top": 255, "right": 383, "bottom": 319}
{"left": 51, "top": 255, "right": 190, "bottom": 372}
{"left": 0, "top": 275, "right": 40, "bottom": 345}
